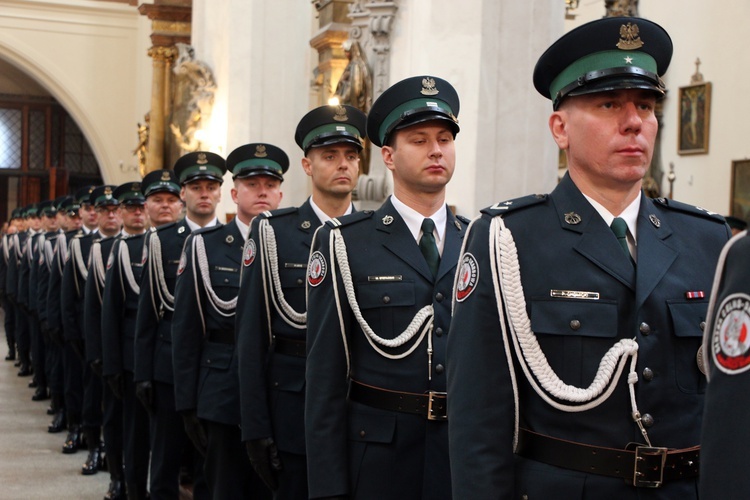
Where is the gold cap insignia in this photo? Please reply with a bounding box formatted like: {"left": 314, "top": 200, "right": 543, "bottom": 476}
{"left": 301, "top": 220, "right": 311, "bottom": 229}
{"left": 420, "top": 77, "right": 439, "bottom": 96}
{"left": 131, "top": 183, "right": 140, "bottom": 191}
{"left": 197, "top": 153, "right": 208, "bottom": 164}
{"left": 616, "top": 23, "right": 643, "bottom": 50}
{"left": 161, "top": 171, "right": 171, "bottom": 182}
{"left": 104, "top": 187, "right": 113, "bottom": 199}
{"left": 564, "top": 212, "right": 582, "bottom": 225}
{"left": 333, "top": 105, "right": 348, "bottom": 122}
{"left": 254, "top": 145, "right": 268, "bottom": 158}
{"left": 382, "top": 215, "right": 394, "bottom": 225}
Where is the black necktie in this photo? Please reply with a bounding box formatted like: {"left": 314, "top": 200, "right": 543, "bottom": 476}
{"left": 610, "top": 217, "right": 633, "bottom": 265}
{"left": 419, "top": 218, "right": 440, "bottom": 278}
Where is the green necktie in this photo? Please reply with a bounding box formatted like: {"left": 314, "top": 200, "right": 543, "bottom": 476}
{"left": 419, "top": 218, "right": 440, "bottom": 278}
{"left": 610, "top": 217, "right": 633, "bottom": 265}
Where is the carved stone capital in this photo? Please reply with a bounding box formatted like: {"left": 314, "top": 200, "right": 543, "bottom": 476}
{"left": 147, "top": 45, "right": 178, "bottom": 62}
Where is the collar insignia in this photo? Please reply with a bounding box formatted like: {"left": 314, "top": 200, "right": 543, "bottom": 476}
{"left": 301, "top": 220, "right": 311, "bottom": 229}
{"left": 382, "top": 215, "right": 394, "bottom": 225}
{"left": 564, "top": 212, "right": 582, "bottom": 225}
{"left": 649, "top": 214, "right": 661, "bottom": 228}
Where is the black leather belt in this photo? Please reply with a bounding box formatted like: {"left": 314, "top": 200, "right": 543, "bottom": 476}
{"left": 206, "top": 329, "right": 234, "bottom": 345}
{"left": 516, "top": 428, "right": 700, "bottom": 488}
{"left": 273, "top": 336, "right": 306, "bottom": 358}
{"left": 348, "top": 380, "right": 447, "bottom": 421}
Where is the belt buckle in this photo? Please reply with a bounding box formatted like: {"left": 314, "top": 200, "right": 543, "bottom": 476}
{"left": 633, "top": 446, "right": 667, "bottom": 488}
{"left": 426, "top": 391, "right": 447, "bottom": 421}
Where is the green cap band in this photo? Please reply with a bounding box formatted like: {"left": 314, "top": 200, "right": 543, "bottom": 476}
{"left": 180, "top": 164, "right": 224, "bottom": 183}
{"left": 145, "top": 181, "right": 180, "bottom": 196}
{"left": 303, "top": 123, "right": 362, "bottom": 150}
{"left": 550, "top": 50, "right": 658, "bottom": 100}
{"left": 232, "top": 158, "right": 283, "bottom": 176}
{"left": 379, "top": 98, "right": 455, "bottom": 145}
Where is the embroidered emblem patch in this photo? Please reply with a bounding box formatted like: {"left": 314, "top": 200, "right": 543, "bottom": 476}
{"left": 712, "top": 293, "right": 750, "bottom": 374}
{"left": 307, "top": 251, "right": 327, "bottom": 287}
{"left": 243, "top": 239, "right": 256, "bottom": 267}
{"left": 177, "top": 251, "right": 187, "bottom": 276}
{"left": 455, "top": 253, "right": 479, "bottom": 302}
{"left": 106, "top": 252, "right": 114, "bottom": 270}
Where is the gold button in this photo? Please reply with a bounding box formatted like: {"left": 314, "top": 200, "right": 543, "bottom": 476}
{"left": 639, "top": 322, "right": 651, "bottom": 335}
{"left": 642, "top": 367, "right": 654, "bottom": 381}
{"left": 642, "top": 413, "right": 654, "bottom": 427}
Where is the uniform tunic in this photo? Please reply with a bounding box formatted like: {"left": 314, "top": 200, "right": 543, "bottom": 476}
{"left": 447, "top": 174, "right": 731, "bottom": 499}
{"left": 306, "top": 197, "right": 465, "bottom": 499}
{"left": 700, "top": 231, "right": 750, "bottom": 498}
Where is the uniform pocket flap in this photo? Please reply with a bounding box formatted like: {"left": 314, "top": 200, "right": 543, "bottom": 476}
{"left": 200, "top": 341, "right": 234, "bottom": 369}
{"left": 530, "top": 298, "right": 618, "bottom": 338}
{"left": 668, "top": 300, "right": 708, "bottom": 337}
{"left": 348, "top": 409, "right": 396, "bottom": 443}
{"left": 357, "top": 281, "right": 415, "bottom": 309}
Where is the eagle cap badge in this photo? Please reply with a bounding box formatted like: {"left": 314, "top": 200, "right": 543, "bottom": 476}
{"left": 616, "top": 22, "right": 644, "bottom": 50}
{"left": 420, "top": 77, "right": 439, "bottom": 96}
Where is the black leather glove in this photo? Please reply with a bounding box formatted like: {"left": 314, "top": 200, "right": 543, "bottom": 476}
{"left": 106, "top": 373, "right": 124, "bottom": 399}
{"left": 135, "top": 381, "right": 155, "bottom": 416}
{"left": 245, "top": 437, "right": 282, "bottom": 491}
{"left": 70, "top": 338, "right": 85, "bottom": 361}
{"left": 182, "top": 410, "right": 208, "bottom": 457}
{"left": 48, "top": 328, "right": 63, "bottom": 348}
{"left": 90, "top": 359, "right": 103, "bottom": 378}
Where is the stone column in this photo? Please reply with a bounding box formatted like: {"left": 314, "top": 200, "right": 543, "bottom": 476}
{"left": 310, "top": 0, "right": 355, "bottom": 107}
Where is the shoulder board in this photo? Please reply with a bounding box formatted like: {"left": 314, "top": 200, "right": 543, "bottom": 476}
{"left": 326, "top": 210, "right": 374, "bottom": 228}
{"left": 456, "top": 214, "right": 471, "bottom": 225}
{"left": 652, "top": 197, "right": 726, "bottom": 223}
{"left": 481, "top": 194, "right": 548, "bottom": 217}
{"left": 156, "top": 221, "right": 178, "bottom": 233}
{"left": 261, "top": 206, "right": 299, "bottom": 220}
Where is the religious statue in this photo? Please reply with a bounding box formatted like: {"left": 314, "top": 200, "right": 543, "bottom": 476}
{"left": 168, "top": 43, "right": 217, "bottom": 164}
{"left": 605, "top": 0, "right": 638, "bottom": 17}
{"left": 333, "top": 40, "right": 373, "bottom": 113}
{"left": 133, "top": 113, "right": 150, "bottom": 178}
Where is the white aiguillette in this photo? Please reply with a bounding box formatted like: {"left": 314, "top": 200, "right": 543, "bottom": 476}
{"left": 550, "top": 289, "right": 600, "bottom": 300}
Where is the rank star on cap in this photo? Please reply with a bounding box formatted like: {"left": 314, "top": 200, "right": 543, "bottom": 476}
{"left": 624, "top": 56, "right": 633, "bottom": 64}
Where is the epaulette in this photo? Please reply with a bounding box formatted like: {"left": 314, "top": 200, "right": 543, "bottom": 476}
{"left": 481, "top": 194, "right": 548, "bottom": 217}
{"left": 261, "top": 207, "right": 298, "bottom": 219}
{"left": 456, "top": 214, "right": 471, "bottom": 225}
{"left": 652, "top": 197, "right": 726, "bottom": 223}
{"left": 326, "top": 210, "right": 374, "bottom": 228}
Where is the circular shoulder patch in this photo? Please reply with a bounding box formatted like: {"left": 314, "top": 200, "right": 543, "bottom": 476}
{"left": 177, "top": 251, "right": 187, "bottom": 276}
{"left": 712, "top": 293, "right": 750, "bottom": 374}
{"left": 243, "top": 239, "right": 256, "bottom": 267}
{"left": 455, "top": 253, "right": 479, "bottom": 302}
{"left": 307, "top": 251, "right": 327, "bottom": 287}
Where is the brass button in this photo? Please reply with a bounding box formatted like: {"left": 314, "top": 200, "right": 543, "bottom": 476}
{"left": 382, "top": 295, "right": 391, "bottom": 304}
{"left": 639, "top": 322, "right": 651, "bottom": 335}
{"left": 642, "top": 367, "right": 654, "bottom": 381}
{"left": 435, "top": 292, "right": 444, "bottom": 302}
{"left": 569, "top": 319, "right": 581, "bottom": 331}
{"left": 700, "top": 321, "right": 706, "bottom": 331}
{"left": 642, "top": 413, "right": 654, "bottom": 427}
{"left": 434, "top": 327, "right": 443, "bottom": 337}
{"left": 435, "top": 364, "right": 444, "bottom": 374}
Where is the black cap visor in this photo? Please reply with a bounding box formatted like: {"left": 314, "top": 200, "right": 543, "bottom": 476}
{"left": 554, "top": 66, "right": 665, "bottom": 110}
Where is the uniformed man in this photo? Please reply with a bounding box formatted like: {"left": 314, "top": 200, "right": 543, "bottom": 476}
{"left": 236, "top": 105, "right": 365, "bottom": 498}
{"left": 102, "top": 171, "right": 182, "bottom": 500}
{"left": 39, "top": 196, "right": 75, "bottom": 433}
{"left": 48, "top": 186, "right": 92, "bottom": 453}
{"left": 134, "top": 152, "right": 221, "bottom": 500}
{"left": 1, "top": 208, "right": 22, "bottom": 361}
{"left": 67, "top": 185, "right": 120, "bottom": 475}
{"left": 16, "top": 203, "right": 42, "bottom": 377}
{"left": 700, "top": 229, "right": 750, "bottom": 498}
{"left": 446, "top": 17, "right": 731, "bottom": 498}
{"left": 173, "top": 143, "right": 285, "bottom": 499}
{"left": 27, "top": 200, "right": 60, "bottom": 402}
{"left": 305, "top": 76, "right": 466, "bottom": 499}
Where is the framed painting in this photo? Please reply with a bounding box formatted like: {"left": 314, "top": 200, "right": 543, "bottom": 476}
{"left": 678, "top": 82, "right": 711, "bottom": 155}
{"left": 731, "top": 159, "right": 750, "bottom": 221}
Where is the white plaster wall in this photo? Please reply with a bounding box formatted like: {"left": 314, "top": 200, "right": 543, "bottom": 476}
{"left": 191, "top": 0, "right": 315, "bottom": 217}
{"left": 0, "top": 0, "right": 152, "bottom": 185}
{"left": 566, "top": 0, "right": 749, "bottom": 216}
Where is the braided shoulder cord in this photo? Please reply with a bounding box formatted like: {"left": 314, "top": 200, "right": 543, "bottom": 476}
{"left": 55, "top": 234, "right": 68, "bottom": 275}
{"left": 12, "top": 234, "right": 22, "bottom": 261}
{"left": 119, "top": 240, "right": 140, "bottom": 295}
{"left": 330, "top": 227, "right": 432, "bottom": 360}
{"left": 43, "top": 239, "right": 55, "bottom": 271}
{"left": 148, "top": 231, "right": 174, "bottom": 312}
{"left": 69, "top": 237, "right": 88, "bottom": 297}
{"left": 258, "top": 219, "right": 306, "bottom": 328}
{"left": 188, "top": 237, "right": 206, "bottom": 333}
{"left": 90, "top": 242, "right": 106, "bottom": 305}
{"left": 194, "top": 234, "right": 237, "bottom": 316}
{"left": 490, "top": 217, "right": 652, "bottom": 446}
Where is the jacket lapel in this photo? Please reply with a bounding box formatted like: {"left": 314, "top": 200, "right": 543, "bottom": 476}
{"left": 634, "top": 198, "right": 676, "bottom": 310}
{"left": 436, "top": 209, "right": 465, "bottom": 282}
{"left": 376, "top": 199, "right": 434, "bottom": 282}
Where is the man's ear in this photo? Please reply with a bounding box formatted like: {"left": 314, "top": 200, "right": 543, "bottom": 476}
{"left": 549, "top": 111, "right": 569, "bottom": 150}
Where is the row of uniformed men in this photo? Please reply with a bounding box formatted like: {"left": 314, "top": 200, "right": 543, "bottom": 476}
{"left": 1, "top": 14, "right": 744, "bottom": 500}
